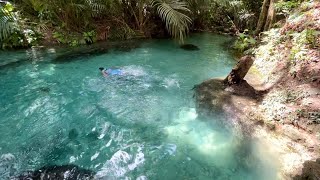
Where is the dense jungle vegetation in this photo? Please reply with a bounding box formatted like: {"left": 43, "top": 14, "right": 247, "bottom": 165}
{"left": 0, "top": 0, "right": 303, "bottom": 49}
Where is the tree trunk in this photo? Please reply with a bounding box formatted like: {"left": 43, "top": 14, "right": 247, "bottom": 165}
{"left": 264, "top": 0, "right": 277, "bottom": 31}
{"left": 224, "top": 56, "right": 254, "bottom": 85}
{"left": 255, "top": 0, "right": 270, "bottom": 35}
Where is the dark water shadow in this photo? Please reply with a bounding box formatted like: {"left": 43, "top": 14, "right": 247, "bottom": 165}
{"left": 0, "top": 57, "right": 30, "bottom": 71}
{"left": 52, "top": 40, "right": 142, "bottom": 64}
{"left": 180, "top": 44, "right": 200, "bottom": 51}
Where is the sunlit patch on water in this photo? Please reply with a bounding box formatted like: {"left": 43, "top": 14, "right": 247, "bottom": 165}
{"left": 164, "top": 108, "right": 237, "bottom": 167}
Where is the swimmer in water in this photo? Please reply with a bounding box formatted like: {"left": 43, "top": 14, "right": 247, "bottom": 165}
{"left": 99, "top": 67, "right": 123, "bottom": 77}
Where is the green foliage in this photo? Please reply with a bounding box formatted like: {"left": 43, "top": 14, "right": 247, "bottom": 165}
{"left": 52, "top": 31, "right": 67, "bottom": 44}
{"left": 0, "top": 2, "right": 41, "bottom": 49}
{"left": 2, "top": 0, "right": 264, "bottom": 47}
{"left": 275, "top": 0, "right": 302, "bottom": 16}
{"left": 184, "top": 0, "right": 259, "bottom": 32}
{"left": 53, "top": 29, "right": 97, "bottom": 46}
{"left": 301, "top": 29, "right": 318, "bottom": 48}
{"left": 0, "top": 2, "right": 16, "bottom": 41}
{"left": 13, "top": 0, "right": 194, "bottom": 44}
{"left": 108, "top": 26, "right": 136, "bottom": 40}
{"left": 233, "top": 30, "right": 256, "bottom": 52}
{"left": 83, "top": 30, "right": 97, "bottom": 44}
{"left": 288, "top": 29, "right": 319, "bottom": 61}
{"left": 152, "top": 0, "right": 192, "bottom": 43}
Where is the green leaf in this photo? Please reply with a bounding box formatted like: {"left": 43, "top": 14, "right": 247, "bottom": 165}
{"left": 152, "top": 0, "right": 192, "bottom": 43}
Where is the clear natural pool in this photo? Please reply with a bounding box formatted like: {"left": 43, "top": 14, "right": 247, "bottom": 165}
{"left": 0, "top": 34, "right": 278, "bottom": 179}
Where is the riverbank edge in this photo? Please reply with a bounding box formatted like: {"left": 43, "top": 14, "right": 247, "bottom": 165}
{"left": 194, "top": 74, "right": 320, "bottom": 179}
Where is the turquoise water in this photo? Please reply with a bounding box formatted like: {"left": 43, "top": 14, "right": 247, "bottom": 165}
{"left": 0, "top": 34, "right": 277, "bottom": 179}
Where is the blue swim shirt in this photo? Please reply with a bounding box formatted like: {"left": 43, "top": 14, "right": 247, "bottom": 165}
{"left": 106, "top": 68, "right": 122, "bottom": 75}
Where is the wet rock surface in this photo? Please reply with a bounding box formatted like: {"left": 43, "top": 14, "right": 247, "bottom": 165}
{"left": 15, "top": 164, "right": 95, "bottom": 180}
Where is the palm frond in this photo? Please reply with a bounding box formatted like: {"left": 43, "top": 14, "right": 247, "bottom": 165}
{"left": 0, "top": 5, "right": 15, "bottom": 41}
{"left": 152, "top": 0, "right": 192, "bottom": 43}
{"left": 86, "top": 0, "right": 106, "bottom": 16}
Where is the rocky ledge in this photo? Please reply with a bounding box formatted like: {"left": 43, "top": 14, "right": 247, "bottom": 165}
{"left": 194, "top": 59, "right": 320, "bottom": 179}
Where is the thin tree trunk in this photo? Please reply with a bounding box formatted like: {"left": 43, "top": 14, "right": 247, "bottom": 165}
{"left": 264, "top": 0, "right": 277, "bottom": 31}
{"left": 255, "top": 0, "right": 270, "bottom": 35}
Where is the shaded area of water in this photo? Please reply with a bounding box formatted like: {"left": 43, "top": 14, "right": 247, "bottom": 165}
{"left": 0, "top": 34, "right": 278, "bottom": 179}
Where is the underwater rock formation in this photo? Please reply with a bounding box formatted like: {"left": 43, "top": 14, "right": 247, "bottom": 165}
{"left": 38, "top": 87, "right": 51, "bottom": 93}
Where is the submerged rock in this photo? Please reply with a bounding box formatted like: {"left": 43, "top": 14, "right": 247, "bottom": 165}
{"left": 180, "top": 44, "right": 200, "bottom": 51}
{"left": 68, "top": 128, "right": 79, "bottom": 140}
{"left": 16, "top": 164, "right": 95, "bottom": 180}
{"left": 39, "top": 87, "right": 51, "bottom": 93}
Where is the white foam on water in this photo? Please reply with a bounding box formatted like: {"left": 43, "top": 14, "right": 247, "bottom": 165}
{"left": 98, "top": 122, "right": 111, "bottom": 139}
{"left": 63, "top": 170, "right": 71, "bottom": 179}
{"left": 95, "top": 146, "right": 145, "bottom": 179}
{"left": 136, "top": 175, "right": 148, "bottom": 180}
{"left": 121, "top": 65, "right": 147, "bottom": 77}
{"left": 69, "top": 156, "right": 76, "bottom": 163}
{"left": 162, "top": 76, "right": 180, "bottom": 89}
{"left": 95, "top": 150, "right": 131, "bottom": 178}
{"left": 177, "top": 108, "right": 198, "bottom": 122}
{"left": 105, "top": 139, "right": 112, "bottom": 147}
{"left": 91, "top": 152, "right": 100, "bottom": 161}
{"left": 128, "top": 151, "right": 145, "bottom": 170}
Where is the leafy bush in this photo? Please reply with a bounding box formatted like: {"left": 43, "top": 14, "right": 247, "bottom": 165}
{"left": 275, "top": 0, "right": 302, "bottom": 16}
{"left": 52, "top": 31, "right": 67, "bottom": 44}
{"left": 53, "top": 30, "right": 97, "bottom": 46}
{"left": 233, "top": 30, "right": 256, "bottom": 52}
{"left": 83, "top": 30, "right": 96, "bottom": 44}
{"left": 303, "top": 29, "right": 318, "bottom": 48}
{"left": 1, "top": 2, "right": 42, "bottom": 49}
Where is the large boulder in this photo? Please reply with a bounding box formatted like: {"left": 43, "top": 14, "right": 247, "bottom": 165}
{"left": 293, "top": 158, "right": 320, "bottom": 180}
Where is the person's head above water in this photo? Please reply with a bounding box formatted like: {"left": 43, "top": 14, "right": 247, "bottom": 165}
{"left": 99, "top": 67, "right": 108, "bottom": 76}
